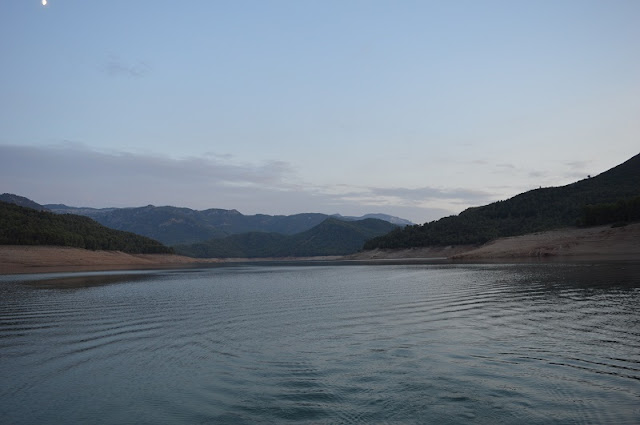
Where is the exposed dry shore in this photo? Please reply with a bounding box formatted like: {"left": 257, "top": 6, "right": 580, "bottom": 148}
{"left": 2, "top": 223, "right": 639, "bottom": 275}
{"left": 345, "top": 245, "right": 474, "bottom": 260}
{"left": 0, "top": 246, "right": 220, "bottom": 275}
{"left": 453, "top": 223, "right": 640, "bottom": 260}
{"left": 0, "top": 246, "right": 343, "bottom": 275}
{"left": 347, "top": 223, "right": 640, "bottom": 261}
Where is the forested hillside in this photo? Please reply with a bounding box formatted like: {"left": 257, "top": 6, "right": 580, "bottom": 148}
{"left": 365, "top": 153, "right": 640, "bottom": 250}
{"left": 175, "top": 218, "right": 397, "bottom": 258}
{"left": 581, "top": 196, "right": 640, "bottom": 226}
{"left": 0, "top": 201, "right": 173, "bottom": 254}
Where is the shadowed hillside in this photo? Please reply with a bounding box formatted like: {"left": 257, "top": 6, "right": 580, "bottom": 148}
{"left": 175, "top": 218, "right": 398, "bottom": 258}
{"left": 0, "top": 201, "right": 173, "bottom": 254}
{"left": 364, "top": 153, "right": 640, "bottom": 250}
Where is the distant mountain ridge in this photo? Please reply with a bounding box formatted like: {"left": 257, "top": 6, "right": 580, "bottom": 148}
{"left": 331, "top": 213, "right": 413, "bottom": 226}
{"left": 42, "top": 203, "right": 412, "bottom": 246}
{"left": 364, "top": 152, "right": 640, "bottom": 250}
{"left": 175, "top": 217, "right": 399, "bottom": 258}
{"left": 0, "top": 194, "right": 48, "bottom": 211}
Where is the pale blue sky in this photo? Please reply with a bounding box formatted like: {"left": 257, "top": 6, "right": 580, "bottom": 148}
{"left": 1, "top": 1, "right": 639, "bottom": 222}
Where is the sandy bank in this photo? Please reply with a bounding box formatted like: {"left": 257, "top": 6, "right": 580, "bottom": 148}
{"left": 348, "top": 223, "right": 640, "bottom": 261}
{"left": 452, "top": 223, "right": 640, "bottom": 260}
{"left": 0, "top": 246, "right": 220, "bottom": 275}
{"left": 346, "top": 245, "right": 474, "bottom": 260}
{"left": 0, "top": 246, "right": 344, "bottom": 275}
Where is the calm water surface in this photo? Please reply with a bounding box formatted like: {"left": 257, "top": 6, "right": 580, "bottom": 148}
{"left": 1, "top": 262, "right": 639, "bottom": 424}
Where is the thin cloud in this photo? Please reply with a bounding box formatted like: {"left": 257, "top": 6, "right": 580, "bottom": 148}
{"left": 104, "top": 54, "right": 150, "bottom": 78}
{"left": 0, "top": 144, "right": 490, "bottom": 223}
{"left": 368, "top": 186, "right": 494, "bottom": 204}
{"left": 496, "top": 163, "right": 516, "bottom": 170}
{"left": 561, "top": 160, "right": 593, "bottom": 181}
{"left": 565, "top": 160, "right": 591, "bottom": 170}
{"left": 0, "top": 144, "right": 293, "bottom": 189}
{"left": 471, "top": 159, "right": 488, "bottom": 165}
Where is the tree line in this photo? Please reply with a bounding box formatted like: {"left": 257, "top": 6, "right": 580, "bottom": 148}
{"left": 580, "top": 196, "right": 640, "bottom": 226}
{"left": 0, "top": 201, "right": 173, "bottom": 254}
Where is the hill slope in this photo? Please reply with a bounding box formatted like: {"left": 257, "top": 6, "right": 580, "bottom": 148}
{"left": 365, "top": 153, "right": 640, "bottom": 250}
{"left": 0, "top": 201, "right": 173, "bottom": 254}
{"left": 0, "top": 193, "right": 48, "bottom": 211}
{"left": 175, "top": 218, "right": 398, "bottom": 258}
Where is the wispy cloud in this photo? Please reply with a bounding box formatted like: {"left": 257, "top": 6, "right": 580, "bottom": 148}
{"left": 0, "top": 143, "right": 293, "bottom": 189}
{"left": 367, "top": 186, "right": 494, "bottom": 204}
{"left": 104, "top": 54, "right": 150, "bottom": 78}
{"left": 496, "top": 163, "right": 516, "bottom": 170}
{"left": 528, "top": 170, "right": 545, "bottom": 178}
{"left": 0, "top": 144, "right": 497, "bottom": 222}
{"left": 561, "top": 160, "right": 594, "bottom": 180}
{"left": 565, "top": 160, "right": 591, "bottom": 170}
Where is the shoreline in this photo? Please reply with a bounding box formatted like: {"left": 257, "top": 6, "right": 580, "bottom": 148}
{"left": 452, "top": 222, "right": 640, "bottom": 260}
{"left": 1, "top": 223, "right": 639, "bottom": 275}
{"left": 347, "top": 223, "right": 640, "bottom": 262}
{"left": 0, "top": 246, "right": 221, "bottom": 275}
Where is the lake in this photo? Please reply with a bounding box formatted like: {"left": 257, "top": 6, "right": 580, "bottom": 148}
{"left": 1, "top": 262, "right": 639, "bottom": 424}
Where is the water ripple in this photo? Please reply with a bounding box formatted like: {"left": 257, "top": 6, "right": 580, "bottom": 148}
{"left": 1, "top": 263, "right": 639, "bottom": 424}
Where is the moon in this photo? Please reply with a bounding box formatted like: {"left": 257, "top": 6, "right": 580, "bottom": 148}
{"left": 42, "top": 0, "right": 47, "bottom": 5}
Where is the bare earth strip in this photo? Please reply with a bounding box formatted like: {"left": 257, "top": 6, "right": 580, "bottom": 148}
{"left": 347, "top": 223, "right": 640, "bottom": 261}
{"left": 346, "top": 245, "right": 475, "bottom": 260}
{"left": 0, "top": 246, "right": 220, "bottom": 275}
{"left": 0, "top": 246, "right": 342, "bottom": 275}
{"left": 1, "top": 223, "right": 639, "bottom": 274}
{"left": 453, "top": 223, "right": 640, "bottom": 260}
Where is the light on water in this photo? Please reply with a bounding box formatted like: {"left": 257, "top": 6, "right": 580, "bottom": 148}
{"left": 1, "top": 263, "right": 639, "bottom": 424}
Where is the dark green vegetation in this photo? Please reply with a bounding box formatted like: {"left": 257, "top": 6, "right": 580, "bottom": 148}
{"left": 45, "top": 204, "right": 411, "bottom": 246}
{"left": 0, "top": 201, "right": 173, "bottom": 254}
{"left": 175, "top": 218, "right": 398, "bottom": 258}
{"left": 365, "top": 153, "right": 640, "bottom": 250}
{"left": 581, "top": 196, "right": 640, "bottom": 227}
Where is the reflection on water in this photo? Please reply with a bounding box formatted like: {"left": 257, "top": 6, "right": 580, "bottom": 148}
{"left": 1, "top": 262, "right": 639, "bottom": 424}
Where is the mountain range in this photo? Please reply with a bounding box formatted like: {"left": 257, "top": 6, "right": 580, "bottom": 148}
{"left": 175, "top": 217, "right": 398, "bottom": 258}
{"left": 0, "top": 194, "right": 408, "bottom": 257}
{"left": 38, "top": 204, "right": 411, "bottom": 246}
